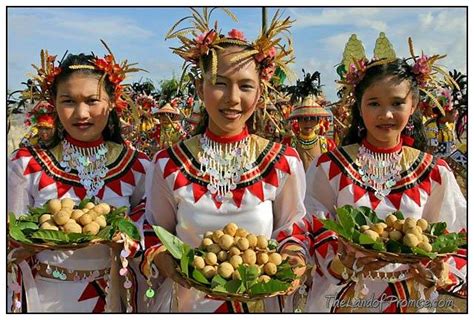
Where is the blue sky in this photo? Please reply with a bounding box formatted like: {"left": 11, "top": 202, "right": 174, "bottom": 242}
{"left": 7, "top": 7, "right": 467, "bottom": 102}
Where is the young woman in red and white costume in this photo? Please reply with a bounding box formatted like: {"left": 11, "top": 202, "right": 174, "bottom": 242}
{"left": 304, "top": 57, "right": 466, "bottom": 312}
{"left": 141, "top": 10, "right": 309, "bottom": 312}
{"left": 7, "top": 49, "right": 150, "bottom": 312}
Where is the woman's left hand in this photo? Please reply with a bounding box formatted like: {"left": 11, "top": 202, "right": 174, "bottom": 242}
{"left": 411, "top": 258, "right": 448, "bottom": 288}
{"left": 280, "top": 246, "right": 307, "bottom": 294}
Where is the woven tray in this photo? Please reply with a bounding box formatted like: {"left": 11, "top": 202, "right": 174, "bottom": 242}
{"left": 338, "top": 237, "right": 445, "bottom": 264}
{"left": 8, "top": 236, "right": 116, "bottom": 251}
{"left": 173, "top": 268, "right": 296, "bottom": 302}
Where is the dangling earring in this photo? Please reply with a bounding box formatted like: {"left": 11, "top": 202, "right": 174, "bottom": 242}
{"left": 357, "top": 120, "right": 365, "bottom": 138}
{"left": 404, "top": 116, "right": 414, "bottom": 136}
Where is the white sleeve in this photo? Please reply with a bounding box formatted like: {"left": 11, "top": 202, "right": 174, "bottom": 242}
{"left": 144, "top": 158, "right": 178, "bottom": 234}
{"left": 272, "top": 153, "right": 309, "bottom": 255}
{"left": 304, "top": 155, "right": 337, "bottom": 219}
{"left": 422, "top": 164, "right": 466, "bottom": 232}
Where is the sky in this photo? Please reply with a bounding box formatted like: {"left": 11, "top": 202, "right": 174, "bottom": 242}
{"left": 6, "top": 6, "right": 467, "bottom": 102}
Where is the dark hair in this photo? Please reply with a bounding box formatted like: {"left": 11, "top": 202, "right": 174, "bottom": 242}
{"left": 342, "top": 58, "right": 427, "bottom": 151}
{"left": 48, "top": 53, "right": 124, "bottom": 147}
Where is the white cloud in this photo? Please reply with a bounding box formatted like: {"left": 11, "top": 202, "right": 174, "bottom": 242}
{"left": 290, "top": 8, "right": 387, "bottom": 31}
{"left": 8, "top": 9, "right": 154, "bottom": 42}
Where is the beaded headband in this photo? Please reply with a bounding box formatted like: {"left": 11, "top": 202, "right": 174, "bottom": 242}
{"left": 166, "top": 8, "right": 295, "bottom": 99}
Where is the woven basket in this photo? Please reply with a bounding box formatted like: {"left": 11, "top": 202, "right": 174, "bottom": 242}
{"left": 173, "top": 268, "right": 296, "bottom": 302}
{"left": 8, "top": 236, "right": 116, "bottom": 251}
{"left": 338, "top": 237, "right": 444, "bottom": 264}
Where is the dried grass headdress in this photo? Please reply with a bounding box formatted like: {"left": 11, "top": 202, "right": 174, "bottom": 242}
{"left": 337, "top": 33, "right": 459, "bottom": 114}
{"left": 166, "top": 8, "right": 295, "bottom": 98}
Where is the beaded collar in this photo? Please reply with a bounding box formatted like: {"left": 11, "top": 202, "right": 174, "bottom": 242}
{"left": 356, "top": 139, "right": 403, "bottom": 200}
{"left": 197, "top": 127, "right": 251, "bottom": 202}
{"left": 60, "top": 135, "right": 109, "bottom": 198}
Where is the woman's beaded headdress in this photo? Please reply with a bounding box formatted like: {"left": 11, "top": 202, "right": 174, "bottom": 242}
{"left": 166, "top": 8, "right": 295, "bottom": 98}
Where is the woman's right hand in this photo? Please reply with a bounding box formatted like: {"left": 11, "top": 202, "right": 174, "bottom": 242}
{"left": 153, "top": 250, "right": 190, "bottom": 289}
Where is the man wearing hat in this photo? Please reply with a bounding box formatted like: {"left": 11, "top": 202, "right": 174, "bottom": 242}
{"left": 282, "top": 94, "right": 336, "bottom": 171}
{"left": 155, "top": 102, "right": 187, "bottom": 149}
{"left": 20, "top": 101, "right": 56, "bottom": 147}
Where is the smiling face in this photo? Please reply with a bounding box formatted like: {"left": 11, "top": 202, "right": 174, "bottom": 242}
{"left": 55, "top": 73, "right": 113, "bottom": 142}
{"left": 197, "top": 46, "right": 261, "bottom": 137}
{"left": 360, "top": 76, "right": 417, "bottom": 148}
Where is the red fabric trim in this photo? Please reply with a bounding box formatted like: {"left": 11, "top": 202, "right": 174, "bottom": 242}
{"left": 192, "top": 183, "right": 208, "bottom": 203}
{"left": 173, "top": 172, "right": 192, "bottom": 190}
{"left": 386, "top": 192, "right": 403, "bottom": 210}
{"left": 205, "top": 126, "right": 249, "bottom": 143}
{"left": 23, "top": 157, "right": 42, "bottom": 175}
{"left": 65, "top": 134, "right": 104, "bottom": 148}
{"left": 38, "top": 171, "right": 55, "bottom": 190}
{"left": 362, "top": 138, "right": 403, "bottom": 153}
{"left": 368, "top": 192, "right": 382, "bottom": 209}
{"left": 231, "top": 188, "right": 246, "bottom": 208}
{"left": 55, "top": 181, "right": 72, "bottom": 198}
{"left": 247, "top": 180, "right": 265, "bottom": 202}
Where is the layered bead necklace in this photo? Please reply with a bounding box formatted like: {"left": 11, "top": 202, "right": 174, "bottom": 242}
{"left": 197, "top": 128, "right": 251, "bottom": 202}
{"left": 296, "top": 131, "right": 320, "bottom": 150}
{"left": 356, "top": 139, "right": 403, "bottom": 200}
{"left": 60, "top": 135, "right": 109, "bottom": 198}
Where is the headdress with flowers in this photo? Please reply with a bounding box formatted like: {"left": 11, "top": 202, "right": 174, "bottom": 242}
{"left": 165, "top": 8, "right": 295, "bottom": 99}
{"left": 28, "top": 40, "right": 145, "bottom": 119}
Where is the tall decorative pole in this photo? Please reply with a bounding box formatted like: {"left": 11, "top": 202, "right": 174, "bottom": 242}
{"left": 262, "top": 7, "right": 267, "bottom": 34}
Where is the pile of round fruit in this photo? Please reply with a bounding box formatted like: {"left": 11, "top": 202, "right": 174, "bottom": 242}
{"left": 154, "top": 222, "right": 299, "bottom": 300}
{"left": 193, "top": 223, "right": 283, "bottom": 282}
{"left": 360, "top": 215, "right": 432, "bottom": 252}
{"left": 39, "top": 198, "right": 111, "bottom": 235}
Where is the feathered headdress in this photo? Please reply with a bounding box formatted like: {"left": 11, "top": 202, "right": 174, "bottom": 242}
{"left": 166, "top": 8, "right": 295, "bottom": 98}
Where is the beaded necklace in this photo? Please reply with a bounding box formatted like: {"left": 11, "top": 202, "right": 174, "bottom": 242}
{"left": 356, "top": 141, "right": 402, "bottom": 200}
{"left": 197, "top": 129, "right": 251, "bottom": 202}
{"left": 60, "top": 137, "right": 109, "bottom": 198}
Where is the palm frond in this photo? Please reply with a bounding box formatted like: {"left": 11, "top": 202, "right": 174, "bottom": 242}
{"left": 100, "top": 39, "right": 117, "bottom": 64}
{"left": 408, "top": 37, "right": 416, "bottom": 59}
{"left": 229, "top": 50, "right": 259, "bottom": 64}
{"left": 211, "top": 48, "right": 218, "bottom": 84}
{"left": 165, "top": 15, "right": 193, "bottom": 39}
{"left": 166, "top": 27, "right": 195, "bottom": 40}
{"left": 420, "top": 87, "right": 446, "bottom": 116}
{"left": 221, "top": 8, "right": 239, "bottom": 22}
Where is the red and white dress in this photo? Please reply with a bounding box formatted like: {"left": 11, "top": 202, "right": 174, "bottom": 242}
{"left": 304, "top": 139, "right": 466, "bottom": 312}
{"left": 142, "top": 127, "right": 309, "bottom": 312}
{"left": 7, "top": 135, "right": 150, "bottom": 312}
